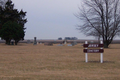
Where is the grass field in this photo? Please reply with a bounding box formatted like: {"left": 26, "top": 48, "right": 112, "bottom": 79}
{"left": 0, "top": 43, "right": 120, "bottom": 80}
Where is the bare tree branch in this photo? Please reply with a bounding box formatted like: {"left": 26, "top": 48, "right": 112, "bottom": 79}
{"left": 75, "top": 0, "right": 120, "bottom": 48}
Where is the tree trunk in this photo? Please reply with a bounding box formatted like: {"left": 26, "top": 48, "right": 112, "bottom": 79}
{"left": 104, "top": 43, "right": 108, "bottom": 48}
{"left": 6, "top": 39, "right": 11, "bottom": 45}
{"left": 15, "top": 40, "right": 19, "bottom": 45}
{"left": 104, "top": 41, "right": 109, "bottom": 48}
{"left": 15, "top": 40, "right": 17, "bottom": 45}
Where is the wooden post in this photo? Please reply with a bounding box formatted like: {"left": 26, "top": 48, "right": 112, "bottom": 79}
{"left": 85, "top": 41, "right": 88, "bottom": 63}
{"left": 100, "top": 41, "right": 103, "bottom": 63}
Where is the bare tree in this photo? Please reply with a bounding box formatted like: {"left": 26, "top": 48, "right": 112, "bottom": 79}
{"left": 75, "top": 0, "right": 120, "bottom": 48}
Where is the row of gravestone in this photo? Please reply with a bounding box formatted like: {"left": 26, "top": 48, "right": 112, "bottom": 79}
{"left": 43, "top": 42, "right": 78, "bottom": 46}
{"left": 27, "top": 37, "right": 37, "bottom": 45}
{"left": 27, "top": 37, "right": 78, "bottom": 46}
{"left": 27, "top": 41, "right": 78, "bottom": 46}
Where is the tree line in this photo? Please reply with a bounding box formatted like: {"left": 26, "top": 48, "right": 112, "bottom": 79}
{"left": 0, "top": 0, "right": 27, "bottom": 45}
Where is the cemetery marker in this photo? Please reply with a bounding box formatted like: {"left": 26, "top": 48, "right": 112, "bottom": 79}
{"left": 34, "top": 37, "right": 37, "bottom": 45}
{"left": 83, "top": 41, "right": 104, "bottom": 63}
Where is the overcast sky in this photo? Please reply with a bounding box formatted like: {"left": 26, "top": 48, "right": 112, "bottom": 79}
{"left": 11, "top": 0, "right": 98, "bottom": 40}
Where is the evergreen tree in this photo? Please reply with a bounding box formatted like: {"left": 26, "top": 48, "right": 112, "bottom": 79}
{"left": 0, "top": 0, "right": 27, "bottom": 45}
{"left": 0, "top": 21, "right": 24, "bottom": 45}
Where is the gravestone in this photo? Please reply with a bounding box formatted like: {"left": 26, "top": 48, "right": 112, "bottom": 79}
{"left": 68, "top": 44, "right": 72, "bottom": 46}
{"left": 34, "top": 37, "right": 37, "bottom": 45}
{"left": 44, "top": 43, "right": 53, "bottom": 46}
{"left": 27, "top": 40, "right": 31, "bottom": 44}
{"left": 40, "top": 42, "right": 42, "bottom": 44}
{"left": 89, "top": 41, "right": 94, "bottom": 44}
{"left": 74, "top": 41, "right": 77, "bottom": 45}
{"left": 58, "top": 44, "right": 63, "bottom": 46}
{"left": 71, "top": 41, "right": 77, "bottom": 46}
{"left": 11, "top": 39, "right": 14, "bottom": 45}
{"left": 64, "top": 40, "right": 67, "bottom": 44}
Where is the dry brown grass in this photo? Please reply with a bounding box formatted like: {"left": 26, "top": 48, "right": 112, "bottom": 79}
{"left": 0, "top": 43, "right": 120, "bottom": 80}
